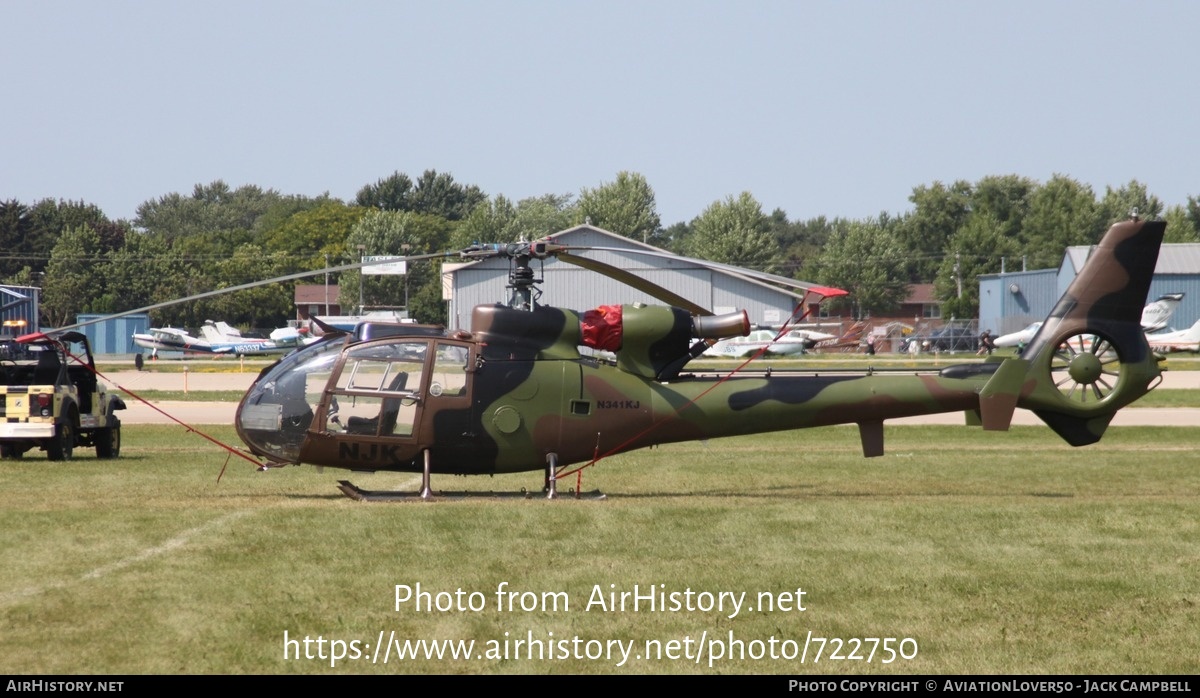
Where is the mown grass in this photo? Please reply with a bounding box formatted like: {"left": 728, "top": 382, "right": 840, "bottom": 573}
{"left": 0, "top": 424, "right": 1197, "bottom": 675}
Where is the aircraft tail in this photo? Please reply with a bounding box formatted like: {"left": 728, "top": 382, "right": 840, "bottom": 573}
{"left": 1140, "top": 292, "right": 1184, "bottom": 331}
{"left": 1011, "top": 218, "right": 1166, "bottom": 445}
{"left": 198, "top": 322, "right": 225, "bottom": 343}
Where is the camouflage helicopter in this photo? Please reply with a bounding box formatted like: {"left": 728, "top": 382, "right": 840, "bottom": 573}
{"left": 219, "top": 217, "right": 1166, "bottom": 500}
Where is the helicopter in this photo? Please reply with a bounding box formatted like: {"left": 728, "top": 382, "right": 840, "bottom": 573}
{"left": 211, "top": 216, "right": 1167, "bottom": 501}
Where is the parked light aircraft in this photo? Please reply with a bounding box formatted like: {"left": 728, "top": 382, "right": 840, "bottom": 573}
{"left": 994, "top": 293, "right": 1185, "bottom": 350}
{"left": 702, "top": 327, "right": 839, "bottom": 358}
{"left": 132, "top": 320, "right": 315, "bottom": 357}
{"left": 1146, "top": 319, "right": 1200, "bottom": 353}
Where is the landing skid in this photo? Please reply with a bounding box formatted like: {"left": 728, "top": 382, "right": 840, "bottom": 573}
{"left": 336, "top": 480, "right": 607, "bottom": 502}
{"left": 335, "top": 450, "right": 606, "bottom": 502}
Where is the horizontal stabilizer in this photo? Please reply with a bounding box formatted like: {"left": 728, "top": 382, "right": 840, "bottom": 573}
{"left": 977, "top": 358, "right": 1029, "bottom": 431}
{"left": 1033, "top": 410, "right": 1114, "bottom": 446}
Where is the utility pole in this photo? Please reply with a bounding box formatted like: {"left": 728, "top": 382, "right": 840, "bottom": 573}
{"left": 357, "top": 244, "right": 366, "bottom": 315}
{"left": 401, "top": 244, "right": 412, "bottom": 317}
{"left": 954, "top": 252, "right": 962, "bottom": 299}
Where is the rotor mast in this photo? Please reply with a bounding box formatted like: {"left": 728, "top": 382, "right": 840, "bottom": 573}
{"left": 461, "top": 240, "right": 554, "bottom": 312}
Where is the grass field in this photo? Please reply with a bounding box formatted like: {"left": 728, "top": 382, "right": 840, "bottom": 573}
{"left": 1, "top": 422, "right": 1197, "bottom": 675}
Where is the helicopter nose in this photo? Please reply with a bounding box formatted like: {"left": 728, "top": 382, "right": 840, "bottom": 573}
{"left": 236, "top": 386, "right": 307, "bottom": 464}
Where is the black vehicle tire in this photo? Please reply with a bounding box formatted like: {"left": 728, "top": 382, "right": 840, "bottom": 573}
{"left": 0, "top": 443, "right": 24, "bottom": 459}
{"left": 46, "top": 409, "right": 77, "bottom": 462}
{"left": 96, "top": 423, "right": 121, "bottom": 459}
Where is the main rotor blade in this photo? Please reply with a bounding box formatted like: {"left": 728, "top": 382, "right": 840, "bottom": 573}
{"left": 52, "top": 251, "right": 455, "bottom": 333}
{"left": 558, "top": 244, "right": 845, "bottom": 299}
{"left": 556, "top": 251, "right": 712, "bottom": 316}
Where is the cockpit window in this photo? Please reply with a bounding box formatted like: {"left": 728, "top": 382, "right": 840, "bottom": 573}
{"left": 236, "top": 335, "right": 345, "bottom": 463}
{"left": 430, "top": 342, "right": 469, "bottom": 398}
{"left": 325, "top": 341, "right": 428, "bottom": 438}
{"left": 336, "top": 341, "right": 426, "bottom": 394}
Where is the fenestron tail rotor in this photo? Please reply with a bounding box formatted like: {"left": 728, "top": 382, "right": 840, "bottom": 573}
{"left": 1049, "top": 332, "right": 1122, "bottom": 405}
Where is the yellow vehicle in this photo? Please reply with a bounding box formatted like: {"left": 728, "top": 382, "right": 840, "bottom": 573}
{"left": 0, "top": 331, "right": 125, "bottom": 460}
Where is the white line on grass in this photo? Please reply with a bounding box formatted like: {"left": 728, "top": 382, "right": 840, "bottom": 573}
{"left": 1, "top": 475, "right": 426, "bottom": 606}
{"left": 0, "top": 510, "right": 253, "bottom": 606}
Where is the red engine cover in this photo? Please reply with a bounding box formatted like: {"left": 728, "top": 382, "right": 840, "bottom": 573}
{"left": 580, "top": 305, "right": 623, "bottom": 351}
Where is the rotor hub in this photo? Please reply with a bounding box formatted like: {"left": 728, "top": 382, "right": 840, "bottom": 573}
{"left": 1067, "top": 352, "right": 1103, "bottom": 385}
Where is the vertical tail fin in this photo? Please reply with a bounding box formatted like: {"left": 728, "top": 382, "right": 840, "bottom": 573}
{"left": 1017, "top": 218, "right": 1166, "bottom": 445}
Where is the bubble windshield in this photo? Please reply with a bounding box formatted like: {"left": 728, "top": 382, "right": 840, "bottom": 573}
{"left": 236, "top": 336, "right": 345, "bottom": 463}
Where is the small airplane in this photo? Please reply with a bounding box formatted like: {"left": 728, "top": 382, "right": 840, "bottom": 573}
{"left": 702, "top": 327, "right": 839, "bottom": 358}
{"left": 132, "top": 320, "right": 316, "bottom": 357}
{"left": 993, "top": 321, "right": 1043, "bottom": 350}
{"left": 66, "top": 217, "right": 1165, "bottom": 500}
{"left": 994, "top": 293, "right": 1185, "bottom": 350}
{"left": 1145, "top": 319, "right": 1200, "bottom": 353}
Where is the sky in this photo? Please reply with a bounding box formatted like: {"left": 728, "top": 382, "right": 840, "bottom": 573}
{"left": 4, "top": 1, "right": 1198, "bottom": 228}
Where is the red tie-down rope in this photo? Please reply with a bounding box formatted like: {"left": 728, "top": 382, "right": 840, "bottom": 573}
{"left": 554, "top": 285, "right": 848, "bottom": 484}
{"left": 34, "top": 334, "right": 268, "bottom": 481}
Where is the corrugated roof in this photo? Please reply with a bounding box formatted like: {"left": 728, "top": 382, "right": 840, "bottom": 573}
{"left": 1065, "top": 243, "right": 1200, "bottom": 275}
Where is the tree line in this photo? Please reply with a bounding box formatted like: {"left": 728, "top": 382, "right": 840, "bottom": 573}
{"left": 2, "top": 170, "right": 1197, "bottom": 331}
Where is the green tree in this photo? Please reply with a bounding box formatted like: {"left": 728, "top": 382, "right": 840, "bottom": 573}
{"left": 103, "top": 232, "right": 177, "bottom": 319}
{"left": 684, "top": 193, "right": 776, "bottom": 270}
{"left": 134, "top": 181, "right": 282, "bottom": 238}
{"left": 357, "top": 170, "right": 485, "bottom": 221}
{"left": 1020, "top": 175, "right": 1103, "bottom": 269}
{"left": 451, "top": 194, "right": 578, "bottom": 249}
{"left": 200, "top": 244, "right": 295, "bottom": 329}
{"left": 1162, "top": 205, "right": 1199, "bottom": 243}
{"left": 1098, "top": 180, "right": 1163, "bottom": 227}
{"left": 260, "top": 201, "right": 367, "bottom": 272}
{"left": 897, "top": 180, "right": 973, "bottom": 282}
{"left": 356, "top": 172, "right": 414, "bottom": 210}
{"left": 935, "top": 214, "right": 1021, "bottom": 320}
{"left": 411, "top": 170, "right": 486, "bottom": 221}
{"left": 0, "top": 199, "right": 112, "bottom": 280}
{"left": 452, "top": 195, "right": 517, "bottom": 249}
{"left": 661, "top": 221, "right": 691, "bottom": 255}
{"left": 345, "top": 210, "right": 455, "bottom": 324}
{"left": 0, "top": 200, "right": 34, "bottom": 280}
{"left": 253, "top": 193, "right": 344, "bottom": 243}
{"left": 42, "top": 225, "right": 106, "bottom": 326}
{"left": 810, "top": 220, "right": 909, "bottom": 319}
{"left": 771, "top": 213, "right": 844, "bottom": 281}
{"left": 970, "top": 174, "right": 1034, "bottom": 240}
{"left": 576, "top": 171, "right": 663, "bottom": 245}
{"left": 1186, "top": 195, "right": 1200, "bottom": 233}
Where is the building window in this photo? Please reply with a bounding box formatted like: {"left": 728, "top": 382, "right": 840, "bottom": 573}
{"left": 922, "top": 304, "right": 941, "bottom": 319}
